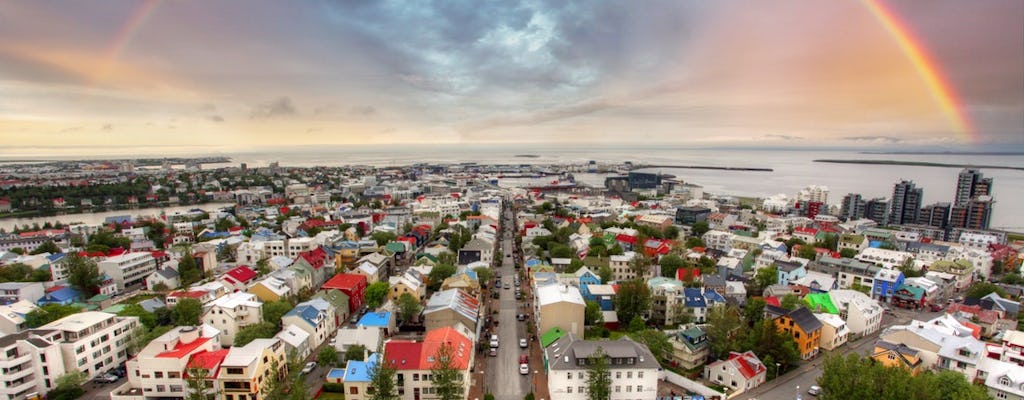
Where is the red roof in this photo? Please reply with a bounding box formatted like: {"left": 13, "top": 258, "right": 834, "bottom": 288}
{"left": 297, "top": 248, "right": 328, "bottom": 269}
{"left": 615, "top": 234, "right": 638, "bottom": 244}
{"left": 729, "top": 351, "right": 766, "bottom": 379}
{"left": 794, "top": 227, "right": 818, "bottom": 235}
{"left": 224, "top": 266, "right": 257, "bottom": 284}
{"left": 322, "top": 273, "right": 367, "bottom": 291}
{"left": 157, "top": 337, "right": 211, "bottom": 359}
{"left": 676, "top": 268, "right": 701, "bottom": 282}
{"left": 384, "top": 327, "right": 473, "bottom": 370}
{"left": 765, "top": 296, "right": 781, "bottom": 307}
{"left": 168, "top": 290, "right": 208, "bottom": 299}
{"left": 186, "top": 349, "right": 230, "bottom": 378}
{"left": 45, "top": 285, "right": 68, "bottom": 293}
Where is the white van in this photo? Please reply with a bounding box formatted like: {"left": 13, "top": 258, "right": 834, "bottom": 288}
{"left": 489, "top": 334, "right": 499, "bottom": 348}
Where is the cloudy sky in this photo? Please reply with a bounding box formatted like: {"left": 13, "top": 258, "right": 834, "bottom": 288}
{"left": 1, "top": 0, "right": 1022, "bottom": 152}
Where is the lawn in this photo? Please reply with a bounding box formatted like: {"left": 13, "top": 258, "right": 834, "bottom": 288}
{"left": 318, "top": 392, "right": 345, "bottom": 400}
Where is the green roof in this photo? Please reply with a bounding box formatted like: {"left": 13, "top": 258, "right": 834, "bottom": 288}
{"left": 541, "top": 327, "right": 567, "bottom": 348}
{"left": 840, "top": 234, "right": 866, "bottom": 245}
{"left": 385, "top": 242, "right": 406, "bottom": 253}
{"left": 87, "top": 294, "right": 111, "bottom": 302}
{"left": 74, "top": 302, "right": 98, "bottom": 311}
{"left": 805, "top": 293, "right": 839, "bottom": 314}
{"left": 102, "top": 304, "right": 127, "bottom": 314}
{"left": 895, "top": 284, "right": 925, "bottom": 301}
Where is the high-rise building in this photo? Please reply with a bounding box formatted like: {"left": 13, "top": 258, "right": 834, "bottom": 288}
{"left": 889, "top": 180, "right": 923, "bottom": 226}
{"left": 840, "top": 193, "right": 866, "bottom": 220}
{"left": 917, "top": 202, "right": 951, "bottom": 228}
{"left": 950, "top": 196, "right": 993, "bottom": 230}
{"left": 865, "top": 198, "right": 889, "bottom": 225}
{"left": 954, "top": 169, "right": 992, "bottom": 206}
{"left": 797, "top": 185, "right": 830, "bottom": 204}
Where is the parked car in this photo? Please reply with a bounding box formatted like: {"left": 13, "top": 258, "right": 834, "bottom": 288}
{"left": 519, "top": 354, "right": 529, "bottom": 375}
{"left": 489, "top": 348, "right": 498, "bottom": 357}
{"left": 808, "top": 385, "right": 821, "bottom": 396}
{"left": 96, "top": 374, "right": 120, "bottom": 383}
{"left": 517, "top": 314, "right": 526, "bottom": 321}
{"left": 519, "top": 338, "right": 528, "bottom": 348}
{"left": 504, "top": 283, "right": 510, "bottom": 289}
{"left": 301, "top": 361, "right": 317, "bottom": 375}
{"left": 490, "top": 334, "right": 499, "bottom": 348}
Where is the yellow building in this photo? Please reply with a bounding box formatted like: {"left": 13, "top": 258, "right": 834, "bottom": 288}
{"left": 871, "top": 340, "right": 923, "bottom": 376}
{"left": 218, "top": 338, "right": 288, "bottom": 400}
{"left": 772, "top": 306, "right": 823, "bottom": 360}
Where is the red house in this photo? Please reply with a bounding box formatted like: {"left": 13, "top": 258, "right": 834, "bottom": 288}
{"left": 322, "top": 273, "right": 367, "bottom": 313}
{"left": 221, "top": 265, "right": 258, "bottom": 292}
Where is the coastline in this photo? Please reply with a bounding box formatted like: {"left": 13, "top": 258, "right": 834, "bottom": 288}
{"left": 814, "top": 159, "right": 1024, "bottom": 171}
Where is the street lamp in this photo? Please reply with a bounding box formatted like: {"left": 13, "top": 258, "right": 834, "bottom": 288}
{"left": 775, "top": 362, "right": 781, "bottom": 380}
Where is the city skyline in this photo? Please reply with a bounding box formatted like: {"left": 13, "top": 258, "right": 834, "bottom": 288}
{"left": 1, "top": 0, "right": 1023, "bottom": 152}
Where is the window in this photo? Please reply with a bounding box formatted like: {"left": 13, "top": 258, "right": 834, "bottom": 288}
{"left": 888, "top": 354, "right": 896, "bottom": 361}
{"left": 615, "top": 386, "right": 620, "bottom": 393}
{"left": 155, "top": 371, "right": 163, "bottom": 378}
{"left": 578, "top": 372, "right": 584, "bottom": 379}
{"left": 638, "top": 371, "right": 644, "bottom": 378}
{"left": 627, "top": 385, "right": 632, "bottom": 392}
{"left": 637, "top": 385, "right": 643, "bottom": 392}
{"left": 350, "top": 387, "right": 359, "bottom": 394}
{"left": 616, "top": 372, "right": 621, "bottom": 379}
{"left": 627, "top": 372, "right": 632, "bottom": 379}
{"left": 567, "top": 372, "right": 572, "bottom": 380}
{"left": 996, "top": 393, "right": 1007, "bottom": 399}
{"left": 579, "top": 386, "right": 584, "bottom": 394}
{"left": 567, "top": 387, "right": 572, "bottom": 393}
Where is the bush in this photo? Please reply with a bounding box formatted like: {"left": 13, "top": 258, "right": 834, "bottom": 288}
{"left": 524, "top": 392, "right": 535, "bottom": 400}
{"left": 323, "top": 382, "right": 346, "bottom": 393}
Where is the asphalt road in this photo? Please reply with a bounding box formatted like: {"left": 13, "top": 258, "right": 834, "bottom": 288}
{"left": 739, "top": 307, "right": 944, "bottom": 400}
{"left": 485, "top": 203, "right": 530, "bottom": 400}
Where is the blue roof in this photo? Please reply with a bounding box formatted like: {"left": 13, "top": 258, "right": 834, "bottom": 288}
{"left": 285, "top": 304, "right": 320, "bottom": 326}
{"left": 704, "top": 290, "right": 726, "bottom": 303}
{"left": 327, "top": 368, "right": 347, "bottom": 379}
{"left": 340, "top": 353, "right": 379, "bottom": 382}
{"left": 37, "top": 287, "right": 80, "bottom": 304}
{"left": 357, "top": 311, "right": 391, "bottom": 327}
{"left": 869, "top": 240, "right": 885, "bottom": 248}
{"left": 683, "top": 287, "right": 707, "bottom": 308}
{"left": 525, "top": 259, "right": 542, "bottom": 267}
{"left": 46, "top": 253, "right": 66, "bottom": 263}
{"left": 462, "top": 270, "right": 478, "bottom": 281}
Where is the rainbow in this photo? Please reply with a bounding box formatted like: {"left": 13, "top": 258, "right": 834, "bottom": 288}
{"left": 862, "top": 0, "right": 976, "bottom": 142}
{"left": 97, "top": 0, "right": 162, "bottom": 80}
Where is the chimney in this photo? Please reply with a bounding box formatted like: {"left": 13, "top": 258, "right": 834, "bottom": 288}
{"left": 363, "top": 348, "right": 369, "bottom": 362}
{"left": 179, "top": 326, "right": 200, "bottom": 344}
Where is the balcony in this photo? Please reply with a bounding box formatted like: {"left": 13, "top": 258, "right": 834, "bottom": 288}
{"left": 0, "top": 354, "right": 31, "bottom": 369}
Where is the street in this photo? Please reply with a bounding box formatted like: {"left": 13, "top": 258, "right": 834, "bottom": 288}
{"left": 484, "top": 202, "right": 529, "bottom": 400}
{"left": 739, "top": 306, "right": 944, "bottom": 400}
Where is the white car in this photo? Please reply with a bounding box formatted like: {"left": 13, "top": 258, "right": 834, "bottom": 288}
{"left": 520, "top": 363, "right": 529, "bottom": 374}
{"left": 489, "top": 334, "right": 499, "bottom": 348}
{"left": 301, "top": 361, "right": 317, "bottom": 375}
{"left": 519, "top": 338, "right": 528, "bottom": 348}
{"left": 808, "top": 385, "right": 822, "bottom": 396}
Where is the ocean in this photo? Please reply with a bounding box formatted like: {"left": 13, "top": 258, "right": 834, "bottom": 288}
{"left": 2, "top": 144, "right": 1022, "bottom": 232}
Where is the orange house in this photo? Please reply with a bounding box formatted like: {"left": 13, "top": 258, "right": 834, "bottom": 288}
{"left": 871, "top": 340, "right": 923, "bottom": 376}
{"left": 773, "top": 306, "right": 823, "bottom": 360}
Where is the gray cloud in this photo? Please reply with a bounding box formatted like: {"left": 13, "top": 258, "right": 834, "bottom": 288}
{"left": 198, "top": 103, "right": 217, "bottom": 112}
{"left": 249, "top": 96, "right": 297, "bottom": 119}
{"left": 350, "top": 105, "right": 376, "bottom": 116}
{"left": 207, "top": 115, "right": 225, "bottom": 122}
{"left": 460, "top": 98, "right": 612, "bottom": 135}
{"left": 101, "top": 124, "right": 112, "bottom": 131}
{"left": 842, "top": 135, "right": 905, "bottom": 144}
{"left": 762, "top": 134, "right": 801, "bottom": 141}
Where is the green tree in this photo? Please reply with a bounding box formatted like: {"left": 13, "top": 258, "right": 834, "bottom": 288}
{"left": 371, "top": 231, "right": 398, "bottom": 246}
{"left": 566, "top": 258, "right": 585, "bottom": 273}
{"left": 744, "top": 297, "right": 766, "bottom": 326}
{"left": 48, "top": 371, "right": 87, "bottom": 400}
{"left": 597, "top": 265, "right": 612, "bottom": 283}
{"left": 430, "top": 342, "right": 465, "bottom": 400}
{"left": 705, "top": 306, "right": 744, "bottom": 359}
{"left": 628, "top": 329, "right": 671, "bottom": 362}
{"left": 0, "top": 262, "right": 46, "bottom": 282}
{"left": 473, "top": 266, "right": 493, "bottom": 286}
{"left": 585, "top": 347, "right": 611, "bottom": 400}
{"left": 185, "top": 365, "right": 214, "bottom": 400}
{"left": 839, "top": 248, "right": 857, "bottom": 258}
{"left": 397, "top": 293, "right": 421, "bottom": 325}
{"left": 684, "top": 237, "right": 705, "bottom": 248}
{"left": 368, "top": 345, "right": 398, "bottom": 400}
{"left": 263, "top": 300, "right": 295, "bottom": 327}
{"left": 29, "top": 240, "right": 61, "bottom": 255}
{"left": 437, "top": 252, "right": 457, "bottom": 266}
{"left": 780, "top": 294, "right": 801, "bottom": 310}
{"left": 173, "top": 298, "right": 203, "bottom": 326}
{"left": 663, "top": 225, "right": 680, "bottom": 240}
{"left": 755, "top": 266, "right": 779, "bottom": 290}
{"left": 797, "top": 244, "right": 818, "bottom": 260}
{"left": 613, "top": 280, "right": 651, "bottom": 326}
{"left": 585, "top": 300, "right": 604, "bottom": 326}
{"left": 966, "top": 281, "right": 1006, "bottom": 299}
{"left": 817, "top": 353, "right": 988, "bottom": 400}
{"left": 65, "top": 254, "right": 102, "bottom": 296}
{"left": 118, "top": 303, "right": 157, "bottom": 329}
{"left": 234, "top": 321, "right": 278, "bottom": 346}
{"left": 318, "top": 346, "right": 339, "bottom": 367}
{"left": 428, "top": 264, "right": 457, "bottom": 291}
{"left": 365, "top": 281, "right": 390, "bottom": 309}
{"left": 25, "top": 303, "right": 82, "bottom": 328}
{"left": 178, "top": 254, "right": 202, "bottom": 286}
{"left": 691, "top": 221, "right": 710, "bottom": 237}
{"left": 1002, "top": 273, "right": 1024, "bottom": 285}
{"left": 628, "top": 315, "right": 645, "bottom": 332}
{"left": 345, "top": 344, "right": 368, "bottom": 362}
{"left": 659, "top": 254, "right": 686, "bottom": 278}
{"left": 549, "top": 243, "right": 573, "bottom": 259}
{"left": 256, "top": 257, "right": 272, "bottom": 276}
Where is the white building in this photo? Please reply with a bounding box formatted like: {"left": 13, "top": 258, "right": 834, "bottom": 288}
{"left": 0, "top": 330, "right": 66, "bottom": 400}
{"left": 829, "top": 290, "right": 883, "bottom": 338}
{"left": 536, "top": 284, "right": 586, "bottom": 337}
{"left": 121, "top": 325, "right": 221, "bottom": 400}
{"left": 814, "top": 313, "right": 849, "bottom": 351}
{"left": 545, "top": 334, "right": 660, "bottom": 400}
{"left": 281, "top": 298, "right": 337, "bottom": 350}
{"left": 796, "top": 185, "right": 829, "bottom": 204}
{"left": 203, "top": 292, "right": 264, "bottom": 346}
{"left": 702, "top": 230, "right": 734, "bottom": 253}
{"left": 40, "top": 311, "right": 141, "bottom": 379}
{"left": 609, "top": 251, "right": 638, "bottom": 281}
{"left": 98, "top": 252, "right": 158, "bottom": 292}
{"left": 0, "top": 300, "right": 37, "bottom": 335}
{"left": 704, "top": 351, "right": 767, "bottom": 395}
